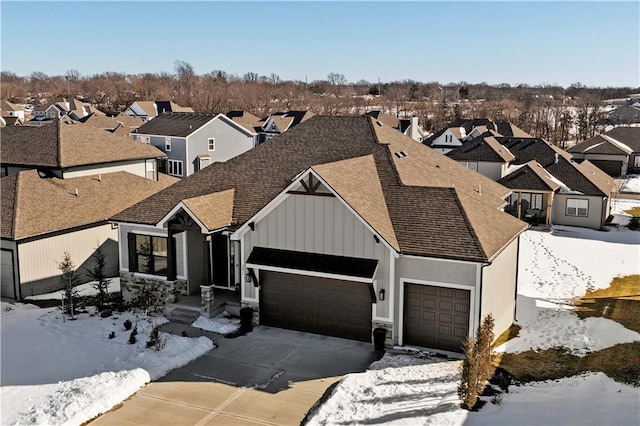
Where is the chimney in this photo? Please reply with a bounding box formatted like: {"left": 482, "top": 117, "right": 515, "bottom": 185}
{"left": 410, "top": 116, "right": 419, "bottom": 141}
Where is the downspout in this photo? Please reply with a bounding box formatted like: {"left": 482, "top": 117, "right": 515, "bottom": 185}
{"left": 513, "top": 235, "right": 521, "bottom": 321}
{"left": 478, "top": 260, "right": 492, "bottom": 336}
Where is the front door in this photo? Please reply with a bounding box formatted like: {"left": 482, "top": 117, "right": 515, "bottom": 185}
{"left": 211, "top": 233, "right": 229, "bottom": 287}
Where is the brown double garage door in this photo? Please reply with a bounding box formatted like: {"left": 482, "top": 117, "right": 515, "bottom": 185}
{"left": 260, "top": 271, "right": 373, "bottom": 342}
{"left": 404, "top": 283, "right": 471, "bottom": 353}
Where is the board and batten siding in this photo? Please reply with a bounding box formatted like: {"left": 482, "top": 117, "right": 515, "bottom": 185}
{"left": 17, "top": 224, "right": 118, "bottom": 297}
{"left": 187, "top": 119, "right": 255, "bottom": 176}
{"left": 64, "top": 160, "right": 148, "bottom": 179}
{"left": 241, "top": 193, "right": 392, "bottom": 319}
{"left": 117, "top": 224, "right": 186, "bottom": 279}
{"left": 480, "top": 237, "right": 519, "bottom": 336}
{"left": 149, "top": 136, "right": 187, "bottom": 176}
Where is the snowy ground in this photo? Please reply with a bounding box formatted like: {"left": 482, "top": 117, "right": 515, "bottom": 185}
{"left": 308, "top": 199, "right": 640, "bottom": 425}
{"left": 24, "top": 277, "right": 121, "bottom": 301}
{"left": 0, "top": 303, "right": 213, "bottom": 425}
{"left": 191, "top": 311, "right": 241, "bottom": 334}
{"left": 620, "top": 174, "right": 640, "bottom": 193}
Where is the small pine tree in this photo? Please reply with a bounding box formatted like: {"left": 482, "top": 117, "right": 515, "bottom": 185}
{"left": 459, "top": 335, "right": 479, "bottom": 409}
{"left": 84, "top": 244, "right": 111, "bottom": 309}
{"left": 146, "top": 326, "right": 162, "bottom": 350}
{"left": 123, "top": 319, "right": 133, "bottom": 331}
{"left": 477, "top": 314, "right": 495, "bottom": 388}
{"left": 59, "top": 252, "right": 80, "bottom": 319}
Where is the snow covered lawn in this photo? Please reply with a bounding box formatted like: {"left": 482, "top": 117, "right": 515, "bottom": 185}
{"left": 309, "top": 199, "right": 640, "bottom": 425}
{"left": 620, "top": 174, "right": 640, "bottom": 193}
{"left": 0, "top": 303, "right": 213, "bottom": 425}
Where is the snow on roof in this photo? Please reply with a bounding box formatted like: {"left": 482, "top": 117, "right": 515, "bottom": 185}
{"left": 582, "top": 142, "right": 606, "bottom": 153}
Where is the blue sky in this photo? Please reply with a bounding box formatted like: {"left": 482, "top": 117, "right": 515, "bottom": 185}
{"left": 1, "top": 1, "right": 638, "bottom": 87}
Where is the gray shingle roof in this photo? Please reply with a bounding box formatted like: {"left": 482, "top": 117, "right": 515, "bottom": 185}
{"left": 113, "top": 116, "right": 526, "bottom": 262}
{"left": 135, "top": 112, "right": 217, "bottom": 137}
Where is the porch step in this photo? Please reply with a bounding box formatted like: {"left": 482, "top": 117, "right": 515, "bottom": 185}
{"left": 167, "top": 307, "right": 201, "bottom": 325}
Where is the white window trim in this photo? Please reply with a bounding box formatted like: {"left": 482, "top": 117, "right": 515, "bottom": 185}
{"left": 168, "top": 159, "right": 183, "bottom": 177}
{"left": 208, "top": 138, "right": 215, "bottom": 151}
{"left": 566, "top": 198, "right": 589, "bottom": 217}
{"left": 634, "top": 156, "right": 640, "bottom": 168}
{"left": 165, "top": 137, "right": 172, "bottom": 151}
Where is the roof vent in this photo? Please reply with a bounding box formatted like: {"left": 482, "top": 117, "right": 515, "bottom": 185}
{"left": 75, "top": 188, "right": 79, "bottom": 197}
{"left": 98, "top": 174, "right": 102, "bottom": 182}
{"left": 376, "top": 120, "right": 384, "bottom": 126}
{"left": 394, "top": 151, "right": 408, "bottom": 158}
{"left": 435, "top": 164, "right": 440, "bottom": 168}
{"left": 476, "top": 185, "right": 482, "bottom": 195}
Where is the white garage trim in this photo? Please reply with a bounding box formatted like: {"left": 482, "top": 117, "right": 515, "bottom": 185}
{"left": 246, "top": 263, "right": 377, "bottom": 284}
{"left": 398, "top": 278, "right": 477, "bottom": 346}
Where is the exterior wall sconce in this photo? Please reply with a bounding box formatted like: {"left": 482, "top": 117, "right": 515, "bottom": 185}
{"left": 245, "top": 273, "right": 252, "bottom": 283}
{"left": 378, "top": 288, "right": 385, "bottom": 301}
{"left": 248, "top": 222, "right": 255, "bottom": 231}
{"left": 373, "top": 235, "right": 380, "bottom": 244}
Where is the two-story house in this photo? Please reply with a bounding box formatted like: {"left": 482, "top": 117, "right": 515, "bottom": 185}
{"left": 124, "top": 100, "right": 193, "bottom": 122}
{"left": 132, "top": 112, "right": 259, "bottom": 178}
{"left": 0, "top": 120, "right": 174, "bottom": 299}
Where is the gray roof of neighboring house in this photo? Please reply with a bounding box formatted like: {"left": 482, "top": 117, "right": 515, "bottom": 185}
{"left": 113, "top": 116, "right": 526, "bottom": 263}
{"left": 447, "top": 136, "right": 515, "bottom": 163}
{"left": 135, "top": 112, "right": 217, "bottom": 137}
{"left": 568, "top": 127, "right": 640, "bottom": 154}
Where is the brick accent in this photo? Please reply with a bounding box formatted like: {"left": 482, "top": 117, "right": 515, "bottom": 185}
{"left": 120, "top": 271, "right": 186, "bottom": 305}
{"left": 200, "top": 285, "right": 215, "bottom": 318}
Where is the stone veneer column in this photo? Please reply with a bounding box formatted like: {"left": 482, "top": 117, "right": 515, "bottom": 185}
{"left": 200, "top": 285, "right": 215, "bottom": 318}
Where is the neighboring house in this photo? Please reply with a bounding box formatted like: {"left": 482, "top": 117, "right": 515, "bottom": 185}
{"left": 132, "top": 112, "right": 259, "bottom": 178}
{"left": 365, "top": 111, "right": 428, "bottom": 142}
{"left": 447, "top": 134, "right": 616, "bottom": 229}
{"left": 568, "top": 127, "right": 640, "bottom": 177}
{"left": 1, "top": 100, "right": 26, "bottom": 121}
{"left": 259, "top": 110, "right": 315, "bottom": 143}
{"left": 226, "top": 110, "right": 262, "bottom": 134}
{"left": 447, "top": 135, "right": 516, "bottom": 180}
{"left": 0, "top": 116, "right": 23, "bottom": 127}
{"left": 424, "top": 118, "right": 530, "bottom": 154}
{"left": 79, "top": 112, "right": 144, "bottom": 137}
{"left": 30, "top": 97, "right": 102, "bottom": 125}
{"left": 112, "top": 116, "right": 527, "bottom": 353}
{"left": 0, "top": 170, "right": 176, "bottom": 299}
{"left": 606, "top": 105, "right": 640, "bottom": 126}
{"left": 0, "top": 119, "right": 166, "bottom": 179}
{"left": 124, "top": 100, "right": 193, "bottom": 122}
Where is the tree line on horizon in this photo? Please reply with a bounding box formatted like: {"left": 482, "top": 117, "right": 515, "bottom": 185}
{"left": 2, "top": 61, "right": 636, "bottom": 144}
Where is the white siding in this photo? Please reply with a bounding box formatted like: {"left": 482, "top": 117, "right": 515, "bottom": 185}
{"left": 480, "top": 237, "right": 519, "bottom": 336}
{"left": 242, "top": 194, "right": 392, "bottom": 319}
{"left": 17, "top": 224, "right": 118, "bottom": 297}
{"left": 64, "top": 160, "right": 148, "bottom": 179}
{"left": 552, "top": 194, "right": 607, "bottom": 229}
{"left": 476, "top": 161, "right": 506, "bottom": 181}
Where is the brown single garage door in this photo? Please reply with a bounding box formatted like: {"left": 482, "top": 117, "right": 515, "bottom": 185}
{"left": 260, "top": 271, "right": 373, "bottom": 342}
{"left": 404, "top": 283, "right": 470, "bottom": 352}
{"left": 589, "top": 160, "right": 623, "bottom": 177}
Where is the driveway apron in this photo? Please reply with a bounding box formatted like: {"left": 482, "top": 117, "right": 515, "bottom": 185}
{"left": 90, "top": 324, "right": 381, "bottom": 425}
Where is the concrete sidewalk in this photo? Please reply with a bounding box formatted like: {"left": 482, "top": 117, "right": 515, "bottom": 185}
{"left": 90, "top": 325, "right": 381, "bottom": 425}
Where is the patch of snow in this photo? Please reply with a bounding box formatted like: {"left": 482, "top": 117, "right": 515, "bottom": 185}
{"left": 25, "top": 278, "right": 121, "bottom": 301}
{"left": 1, "top": 305, "right": 213, "bottom": 425}
{"left": 191, "top": 311, "right": 240, "bottom": 334}
{"left": 620, "top": 174, "right": 640, "bottom": 193}
{"left": 467, "top": 373, "right": 640, "bottom": 426}
{"left": 582, "top": 141, "right": 606, "bottom": 153}
{"left": 495, "top": 295, "right": 640, "bottom": 355}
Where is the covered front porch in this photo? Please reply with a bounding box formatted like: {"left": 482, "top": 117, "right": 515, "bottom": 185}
{"left": 505, "top": 190, "right": 554, "bottom": 226}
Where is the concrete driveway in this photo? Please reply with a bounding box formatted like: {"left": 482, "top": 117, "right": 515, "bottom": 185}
{"left": 91, "top": 324, "right": 381, "bottom": 425}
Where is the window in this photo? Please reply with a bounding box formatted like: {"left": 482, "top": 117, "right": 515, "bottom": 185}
{"left": 145, "top": 159, "right": 156, "bottom": 180}
{"left": 208, "top": 138, "right": 215, "bottom": 151}
{"left": 143, "top": 136, "right": 150, "bottom": 144}
{"left": 168, "top": 159, "right": 183, "bottom": 177}
{"left": 634, "top": 156, "right": 640, "bottom": 168}
{"left": 129, "top": 234, "right": 168, "bottom": 275}
{"left": 165, "top": 137, "right": 171, "bottom": 151}
{"left": 566, "top": 198, "right": 588, "bottom": 217}
{"left": 463, "top": 161, "right": 478, "bottom": 172}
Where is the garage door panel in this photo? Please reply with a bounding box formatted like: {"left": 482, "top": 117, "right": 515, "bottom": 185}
{"left": 590, "top": 160, "right": 623, "bottom": 177}
{"left": 261, "top": 271, "right": 373, "bottom": 342}
{"left": 404, "top": 283, "right": 471, "bottom": 353}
